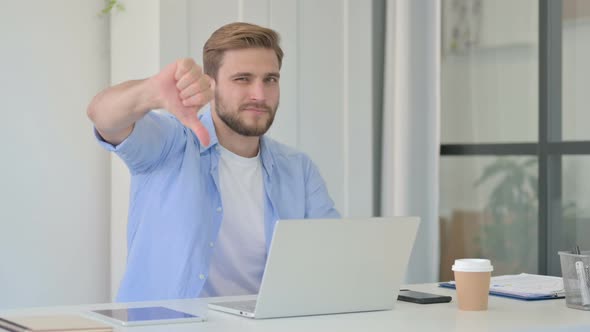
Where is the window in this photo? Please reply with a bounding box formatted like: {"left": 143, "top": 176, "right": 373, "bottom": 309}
{"left": 440, "top": 0, "right": 590, "bottom": 279}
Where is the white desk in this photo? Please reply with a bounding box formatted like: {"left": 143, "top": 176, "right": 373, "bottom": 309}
{"left": 2, "top": 284, "right": 590, "bottom": 332}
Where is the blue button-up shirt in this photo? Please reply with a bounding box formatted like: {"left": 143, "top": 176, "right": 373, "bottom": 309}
{"left": 95, "top": 108, "right": 339, "bottom": 302}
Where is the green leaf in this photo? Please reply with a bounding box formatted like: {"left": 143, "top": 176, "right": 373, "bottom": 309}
{"left": 474, "top": 158, "right": 509, "bottom": 187}
{"left": 522, "top": 158, "right": 537, "bottom": 168}
{"left": 527, "top": 175, "right": 538, "bottom": 196}
{"left": 100, "top": 0, "right": 124, "bottom": 15}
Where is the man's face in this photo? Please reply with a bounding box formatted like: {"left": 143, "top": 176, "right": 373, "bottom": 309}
{"left": 213, "top": 48, "right": 280, "bottom": 137}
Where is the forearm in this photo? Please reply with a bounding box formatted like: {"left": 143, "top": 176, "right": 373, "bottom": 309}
{"left": 87, "top": 78, "right": 161, "bottom": 144}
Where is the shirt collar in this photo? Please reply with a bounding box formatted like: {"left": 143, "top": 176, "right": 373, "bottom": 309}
{"left": 260, "top": 136, "right": 275, "bottom": 178}
{"left": 198, "top": 106, "right": 275, "bottom": 176}
{"left": 197, "top": 106, "right": 219, "bottom": 154}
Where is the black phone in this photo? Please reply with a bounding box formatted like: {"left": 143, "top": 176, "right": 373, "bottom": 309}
{"left": 397, "top": 290, "right": 452, "bottom": 304}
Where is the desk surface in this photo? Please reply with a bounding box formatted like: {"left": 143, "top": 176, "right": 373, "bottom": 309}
{"left": 1, "top": 284, "right": 590, "bottom": 332}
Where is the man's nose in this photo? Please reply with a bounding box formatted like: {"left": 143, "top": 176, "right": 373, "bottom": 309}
{"left": 248, "top": 81, "right": 266, "bottom": 101}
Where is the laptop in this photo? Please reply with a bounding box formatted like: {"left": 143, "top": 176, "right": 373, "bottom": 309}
{"left": 207, "top": 217, "right": 419, "bottom": 319}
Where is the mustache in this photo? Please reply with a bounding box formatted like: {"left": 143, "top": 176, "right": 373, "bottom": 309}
{"left": 238, "top": 103, "right": 272, "bottom": 112}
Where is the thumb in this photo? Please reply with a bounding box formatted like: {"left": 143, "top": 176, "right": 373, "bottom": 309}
{"left": 185, "top": 115, "right": 211, "bottom": 147}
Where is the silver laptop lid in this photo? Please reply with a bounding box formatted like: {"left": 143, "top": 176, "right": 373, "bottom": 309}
{"left": 254, "top": 217, "right": 419, "bottom": 318}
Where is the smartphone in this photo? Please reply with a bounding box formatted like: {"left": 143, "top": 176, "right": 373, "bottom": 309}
{"left": 397, "top": 290, "right": 452, "bottom": 304}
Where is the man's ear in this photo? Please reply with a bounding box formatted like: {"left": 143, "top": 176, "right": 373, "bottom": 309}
{"left": 209, "top": 76, "right": 217, "bottom": 91}
{"left": 208, "top": 76, "right": 216, "bottom": 109}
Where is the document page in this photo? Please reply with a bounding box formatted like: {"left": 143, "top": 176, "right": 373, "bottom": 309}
{"left": 489, "top": 273, "right": 564, "bottom": 297}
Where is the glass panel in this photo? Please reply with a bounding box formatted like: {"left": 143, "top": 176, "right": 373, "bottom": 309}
{"left": 561, "top": 156, "right": 590, "bottom": 251}
{"left": 441, "top": 0, "right": 538, "bottom": 144}
{"left": 439, "top": 156, "right": 538, "bottom": 280}
{"left": 562, "top": 0, "right": 590, "bottom": 140}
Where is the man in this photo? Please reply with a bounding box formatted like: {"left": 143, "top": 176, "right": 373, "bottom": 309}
{"left": 87, "top": 22, "right": 339, "bottom": 302}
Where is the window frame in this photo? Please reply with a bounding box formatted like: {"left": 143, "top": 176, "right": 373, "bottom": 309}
{"left": 440, "top": 0, "right": 590, "bottom": 275}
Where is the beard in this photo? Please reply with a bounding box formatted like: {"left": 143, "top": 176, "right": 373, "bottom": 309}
{"left": 214, "top": 90, "right": 278, "bottom": 137}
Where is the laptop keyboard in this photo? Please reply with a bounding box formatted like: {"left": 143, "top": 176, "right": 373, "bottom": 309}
{"left": 214, "top": 300, "right": 257, "bottom": 312}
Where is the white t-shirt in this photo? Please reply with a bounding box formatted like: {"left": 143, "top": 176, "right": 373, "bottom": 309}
{"left": 199, "top": 144, "right": 266, "bottom": 297}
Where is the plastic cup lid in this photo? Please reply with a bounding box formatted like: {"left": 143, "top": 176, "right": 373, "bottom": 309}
{"left": 452, "top": 258, "right": 494, "bottom": 272}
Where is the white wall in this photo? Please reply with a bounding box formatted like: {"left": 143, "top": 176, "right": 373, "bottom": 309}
{"left": 109, "top": 0, "right": 377, "bottom": 298}
{"left": 0, "top": 1, "right": 111, "bottom": 308}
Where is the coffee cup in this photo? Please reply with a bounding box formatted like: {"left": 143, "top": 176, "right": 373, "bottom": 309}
{"left": 452, "top": 258, "right": 493, "bottom": 311}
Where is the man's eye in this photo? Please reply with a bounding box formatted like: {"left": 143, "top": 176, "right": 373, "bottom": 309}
{"left": 266, "top": 77, "right": 278, "bottom": 83}
{"left": 235, "top": 77, "right": 248, "bottom": 82}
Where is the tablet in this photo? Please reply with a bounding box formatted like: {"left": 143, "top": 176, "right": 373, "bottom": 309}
{"left": 91, "top": 306, "right": 206, "bottom": 326}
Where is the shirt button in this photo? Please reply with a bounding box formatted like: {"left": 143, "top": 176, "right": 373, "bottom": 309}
{"left": 215, "top": 145, "right": 220, "bottom": 151}
{"left": 199, "top": 274, "right": 205, "bottom": 280}
{"left": 216, "top": 207, "right": 222, "bottom": 213}
{"left": 209, "top": 242, "right": 214, "bottom": 248}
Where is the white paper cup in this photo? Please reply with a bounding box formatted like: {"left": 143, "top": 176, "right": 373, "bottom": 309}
{"left": 452, "top": 259, "right": 493, "bottom": 311}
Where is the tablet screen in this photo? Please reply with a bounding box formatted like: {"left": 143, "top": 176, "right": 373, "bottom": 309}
{"left": 93, "top": 306, "right": 201, "bottom": 324}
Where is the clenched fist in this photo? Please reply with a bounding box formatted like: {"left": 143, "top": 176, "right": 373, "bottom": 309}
{"left": 152, "top": 58, "right": 213, "bottom": 146}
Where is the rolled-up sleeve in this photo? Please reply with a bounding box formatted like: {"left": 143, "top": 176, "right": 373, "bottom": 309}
{"left": 94, "top": 111, "right": 189, "bottom": 174}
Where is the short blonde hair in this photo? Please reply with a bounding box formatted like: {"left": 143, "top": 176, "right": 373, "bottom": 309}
{"left": 203, "top": 22, "right": 284, "bottom": 79}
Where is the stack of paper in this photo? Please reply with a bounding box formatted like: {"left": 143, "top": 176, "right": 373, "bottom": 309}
{"left": 0, "top": 314, "right": 112, "bottom": 332}
{"left": 439, "top": 273, "right": 565, "bottom": 301}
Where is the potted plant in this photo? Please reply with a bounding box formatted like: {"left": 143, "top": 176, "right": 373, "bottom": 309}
{"left": 474, "top": 157, "right": 538, "bottom": 274}
{"left": 474, "top": 157, "right": 579, "bottom": 275}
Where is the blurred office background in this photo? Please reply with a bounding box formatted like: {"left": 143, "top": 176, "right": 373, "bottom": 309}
{"left": 0, "top": 0, "right": 588, "bottom": 309}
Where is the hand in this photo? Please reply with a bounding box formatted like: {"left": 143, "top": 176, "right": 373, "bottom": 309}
{"left": 152, "top": 58, "right": 213, "bottom": 146}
